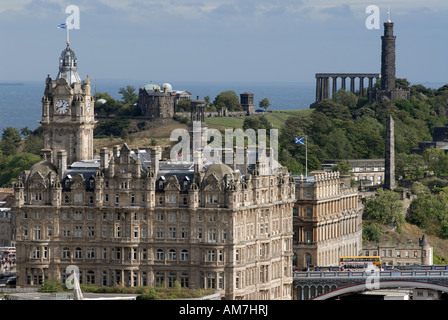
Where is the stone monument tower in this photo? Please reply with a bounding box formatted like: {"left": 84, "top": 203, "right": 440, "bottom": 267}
{"left": 371, "top": 15, "right": 410, "bottom": 102}
{"left": 384, "top": 115, "right": 396, "bottom": 190}
{"left": 381, "top": 18, "right": 396, "bottom": 92}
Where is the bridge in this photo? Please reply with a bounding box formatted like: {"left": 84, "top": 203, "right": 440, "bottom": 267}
{"left": 293, "top": 269, "right": 448, "bottom": 300}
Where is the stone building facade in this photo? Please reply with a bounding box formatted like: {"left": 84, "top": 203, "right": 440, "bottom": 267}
{"left": 362, "top": 234, "right": 433, "bottom": 267}
{"left": 137, "top": 82, "right": 191, "bottom": 119}
{"left": 292, "top": 171, "right": 363, "bottom": 269}
{"left": 12, "top": 43, "right": 295, "bottom": 300}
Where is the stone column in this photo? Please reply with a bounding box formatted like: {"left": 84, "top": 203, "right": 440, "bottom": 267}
{"left": 325, "top": 77, "right": 330, "bottom": 99}
{"left": 350, "top": 77, "right": 355, "bottom": 93}
{"left": 359, "top": 77, "right": 364, "bottom": 96}
{"left": 341, "top": 77, "right": 346, "bottom": 91}
{"left": 316, "top": 77, "right": 321, "bottom": 102}
{"left": 332, "top": 77, "right": 337, "bottom": 96}
{"left": 368, "top": 77, "right": 374, "bottom": 91}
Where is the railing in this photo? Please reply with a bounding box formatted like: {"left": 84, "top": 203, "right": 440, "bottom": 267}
{"left": 293, "top": 270, "right": 448, "bottom": 279}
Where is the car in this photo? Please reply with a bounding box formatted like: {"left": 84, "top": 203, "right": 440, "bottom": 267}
{"left": 6, "top": 276, "right": 16, "bottom": 287}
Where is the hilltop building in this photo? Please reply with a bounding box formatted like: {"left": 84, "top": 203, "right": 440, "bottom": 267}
{"left": 137, "top": 82, "right": 191, "bottom": 119}
{"left": 12, "top": 42, "right": 295, "bottom": 300}
{"left": 313, "top": 18, "right": 409, "bottom": 104}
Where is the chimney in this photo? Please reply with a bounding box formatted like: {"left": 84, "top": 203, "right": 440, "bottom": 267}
{"left": 100, "top": 147, "right": 109, "bottom": 169}
{"left": 150, "top": 146, "right": 161, "bottom": 177}
{"left": 57, "top": 150, "right": 67, "bottom": 178}
{"left": 193, "top": 149, "right": 203, "bottom": 173}
{"left": 40, "top": 149, "right": 53, "bottom": 162}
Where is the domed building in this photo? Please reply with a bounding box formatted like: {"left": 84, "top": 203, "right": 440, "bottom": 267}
{"left": 137, "top": 81, "right": 191, "bottom": 119}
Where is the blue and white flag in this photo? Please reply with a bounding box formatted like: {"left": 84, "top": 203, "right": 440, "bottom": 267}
{"left": 294, "top": 137, "right": 305, "bottom": 145}
{"left": 58, "top": 23, "right": 67, "bottom": 29}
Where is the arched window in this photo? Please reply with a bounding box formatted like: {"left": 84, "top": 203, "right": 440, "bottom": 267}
{"left": 62, "top": 247, "right": 71, "bottom": 259}
{"left": 305, "top": 253, "right": 312, "bottom": 267}
{"left": 156, "top": 249, "right": 164, "bottom": 261}
{"left": 168, "top": 249, "right": 176, "bottom": 261}
{"left": 86, "top": 270, "right": 95, "bottom": 285}
{"left": 180, "top": 249, "right": 189, "bottom": 261}
{"left": 75, "top": 247, "right": 82, "bottom": 259}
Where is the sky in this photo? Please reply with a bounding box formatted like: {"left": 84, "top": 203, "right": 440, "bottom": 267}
{"left": 0, "top": 0, "right": 447, "bottom": 85}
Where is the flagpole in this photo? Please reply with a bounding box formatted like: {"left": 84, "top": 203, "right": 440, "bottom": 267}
{"left": 305, "top": 135, "right": 308, "bottom": 179}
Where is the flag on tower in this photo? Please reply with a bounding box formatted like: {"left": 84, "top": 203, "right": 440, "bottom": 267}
{"left": 58, "top": 23, "right": 67, "bottom": 29}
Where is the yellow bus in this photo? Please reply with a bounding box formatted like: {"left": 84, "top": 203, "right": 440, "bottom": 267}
{"left": 339, "top": 256, "right": 382, "bottom": 271}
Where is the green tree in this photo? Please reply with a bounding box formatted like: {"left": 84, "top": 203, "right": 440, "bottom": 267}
{"left": 1, "top": 127, "right": 22, "bottom": 156}
{"left": 259, "top": 98, "right": 271, "bottom": 112}
{"left": 119, "top": 86, "right": 138, "bottom": 105}
{"left": 365, "top": 189, "right": 405, "bottom": 228}
{"left": 363, "top": 222, "right": 382, "bottom": 242}
{"left": 0, "top": 153, "right": 40, "bottom": 187}
{"left": 213, "top": 91, "right": 240, "bottom": 111}
{"left": 422, "top": 148, "right": 448, "bottom": 176}
{"left": 332, "top": 89, "right": 358, "bottom": 109}
{"left": 331, "top": 160, "right": 352, "bottom": 175}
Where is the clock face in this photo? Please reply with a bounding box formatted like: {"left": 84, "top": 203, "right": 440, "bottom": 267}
{"left": 55, "top": 99, "right": 69, "bottom": 114}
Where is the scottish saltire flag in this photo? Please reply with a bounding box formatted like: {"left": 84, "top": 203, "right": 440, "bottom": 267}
{"left": 294, "top": 137, "right": 305, "bottom": 145}
{"left": 58, "top": 23, "right": 67, "bottom": 29}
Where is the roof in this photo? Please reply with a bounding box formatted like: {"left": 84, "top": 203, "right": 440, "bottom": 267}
{"left": 29, "top": 160, "right": 58, "bottom": 177}
{"left": 204, "top": 163, "right": 234, "bottom": 180}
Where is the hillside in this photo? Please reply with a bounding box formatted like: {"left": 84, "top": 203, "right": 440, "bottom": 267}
{"left": 92, "top": 109, "right": 310, "bottom": 155}
{"left": 364, "top": 221, "right": 448, "bottom": 264}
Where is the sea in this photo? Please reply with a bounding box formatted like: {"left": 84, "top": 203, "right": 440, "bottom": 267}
{"left": 0, "top": 80, "right": 316, "bottom": 134}
{"left": 0, "top": 79, "right": 446, "bottom": 135}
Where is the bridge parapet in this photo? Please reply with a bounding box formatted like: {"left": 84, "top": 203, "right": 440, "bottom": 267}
{"left": 293, "top": 270, "right": 448, "bottom": 300}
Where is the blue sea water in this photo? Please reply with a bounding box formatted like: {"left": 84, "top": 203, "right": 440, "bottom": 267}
{"left": 0, "top": 79, "right": 446, "bottom": 135}
{"left": 0, "top": 80, "right": 316, "bottom": 134}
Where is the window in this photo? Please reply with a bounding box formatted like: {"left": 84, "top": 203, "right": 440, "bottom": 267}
{"left": 86, "top": 248, "right": 95, "bottom": 259}
{"left": 75, "top": 226, "right": 83, "bottom": 237}
{"left": 75, "top": 247, "right": 82, "bottom": 259}
{"left": 208, "top": 228, "right": 217, "bottom": 242}
{"left": 207, "top": 250, "right": 216, "bottom": 262}
{"left": 180, "top": 272, "right": 189, "bottom": 288}
{"left": 156, "top": 249, "right": 164, "bottom": 261}
{"left": 156, "top": 227, "right": 164, "bottom": 238}
{"left": 74, "top": 211, "right": 82, "bottom": 220}
{"left": 168, "top": 227, "right": 176, "bottom": 239}
{"left": 293, "top": 208, "right": 298, "bottom": 216}
{"left": 32, "top": 247, "right": 40, "bottom": 259}
{"left": 180, "top": 250, "right": 189, "bottom": 261}
{"left": 33, "top": 226, "right": 42, "bottom": 240}
{"left": 87, "top": 226, "right": 95, "bottom": 237}
{"left": 168, "top": 249, "right": 176, "bottom": 261}
{"left": 306, "top": 207, "right": 312, "bottom": 217}
{"left": 62, "top": 247, "right": 70, "bottom": 259}
{"left": 305, "top": 231, "right": 312, "bottom": 243}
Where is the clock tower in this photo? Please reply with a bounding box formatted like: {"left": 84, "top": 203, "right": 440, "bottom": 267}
{"left": 41, "top": 42, "right": 96, "bottom": 165}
